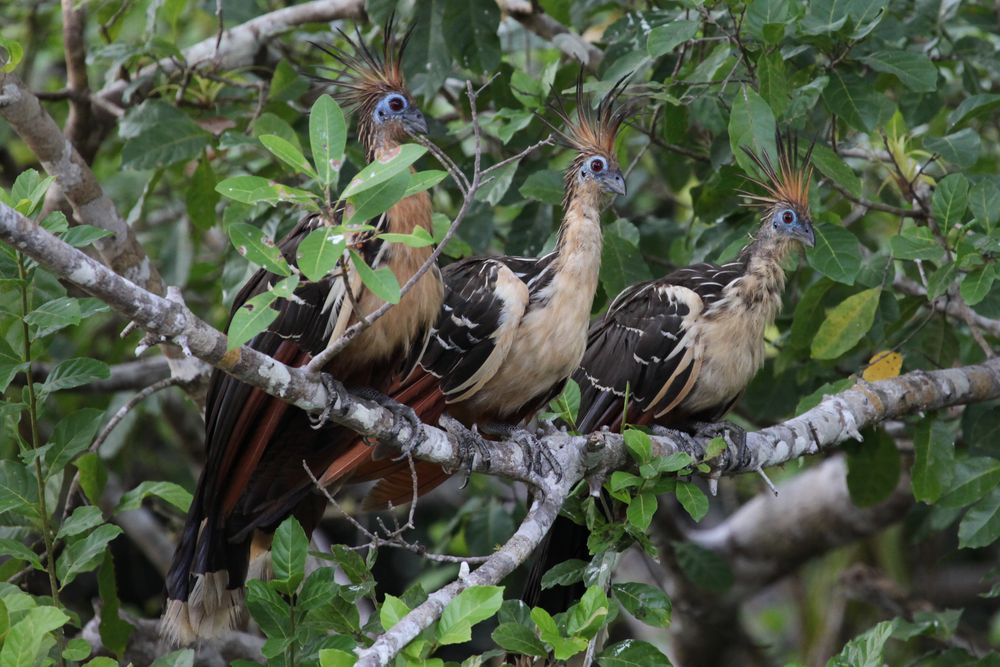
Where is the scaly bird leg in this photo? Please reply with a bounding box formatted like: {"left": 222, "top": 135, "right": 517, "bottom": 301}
{"left": 690, "top": 420, "right": 748, "bottom": 467}
{"left": 439, "top": 415, "right": 491, "bottom": 487}
{"left": 353, "top": 388, "right": 427, "bottom": 456}
{"left": 479, "top": 422, "right": 562, "bottom": 482}
{"left": 309, "top": 374, "right": 352, "bottom": 429}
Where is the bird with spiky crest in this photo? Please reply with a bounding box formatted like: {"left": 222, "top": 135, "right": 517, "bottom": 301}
{"left": 522, "top": 130, "right": 816, "bottom": 615}
{"left": 161, "top": 19, "right": 442, "bottom": 645}
{"left": 331, "top": 72, "right": 635, "bottom": 510}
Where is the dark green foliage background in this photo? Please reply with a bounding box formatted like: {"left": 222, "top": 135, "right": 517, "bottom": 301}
{"left": 0, "top": 0, "right": 999, "bottom": 665}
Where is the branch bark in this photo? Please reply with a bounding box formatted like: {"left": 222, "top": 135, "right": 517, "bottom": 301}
{"left": 4, "top": 198, "right": 1000, "bottom": 665}
{"left": 497, "top": 0, "right": 604, "bottom": 69}
{"left": 0, "top": 72, "right": 164, "bottom": 295}
{"left": 97, "top": 0, "right": 366, "bottom": 108}
{"left": 895, "top": 275, "right": 1000, "bottom": 339}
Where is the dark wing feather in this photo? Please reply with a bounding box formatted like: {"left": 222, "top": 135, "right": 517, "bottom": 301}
{"left": 574, "top": 259, "right": 745, "bottom": 433}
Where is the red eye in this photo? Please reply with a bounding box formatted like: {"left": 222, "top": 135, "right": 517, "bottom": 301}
{"left": 590, "top": 158, "right": 605, "bottom": 173}
{"left": 782, "top": 210, "right": 795, "bottom": 224}
{"left": 388, "top": 96, "right": 405, "bottom": 112}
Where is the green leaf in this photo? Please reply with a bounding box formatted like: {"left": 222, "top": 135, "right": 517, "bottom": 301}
{"left": 310, "top": 95, "right": 347, "bottom": 188}
{"left": 186, "top": 157, "right": 220, "bottom": 231}
{"left": 76, "top": 453, "right": 107, "bottom": 506}
{"left": 228, "top": 222, "right": 292, "bottom": 276}
{"left": 647, "top": 20, "right": 699, "bottom": 57}
{"left": 259, "top": 134, "right": 317, "bottom": 178}
{"left": 672, "top": 541, "right": 733, "bottom": 593}
{"left": 924, "top": 129, "right": 980, "bottom": 169}
{"left": 442, "top": 0, "right": 501, "bottom": 73}
{"left": 326, "top": 544, "right": 372, "bottom": 585}
{"left": 0, "top": 337, "right": 25, "bottom": 393}
{"left": 623, "top": 429, "right": 652, "bottom": 464}
{"left": 379, "top": 594, "right": 410, "bottom": 631}
{"left": 729, "top": 85, "right": 777, "bottom": 177}
{"left": 319, "top": 649, "right": 358, "bottom": 667}
{"left": 860, "top": 51, "right": 938, "bottom": 92}
{"left": 57, "top": 506, "right": 105, "bottom": 540}
{"left": 0, "top": 606, "right": 70, "bottom": 667}
{"left": 10, "top": 169, "right": 53, "bottom": 216}
{"left": 44, "top": 408, "right": 104, "bottom": 477}
{"left": 40, "top": 357, "right": 110, "bottom": 397}
{"left": 62, "top": 637, "right": 91, "bottom": 661}
{"left": 890, "top": 226, "right": 945, "bottom": 262}
{"left": 811, "top": 145, "right": 861, "bottom": 199}
{"left": 216, "top": 175, "right": 273, "bottom": 204}
{"left": 149, "top": 649, "right": 195, "bottom": 667}
{"left": 939, "top": 457, "right": 1000, "bottom": 508}
{"left": 269, "top": 58, "right": 309, "bottom": 103}
{"left": 519, "top": 170, "right": 564, "bottom": 206}
{"left": 846, "top": 429, "right": 901, "bottom": 507}
{"left": 960, "top": 266, "right": 996, "bottom": 306}
{"left": 0, "top": 37, "right": 24, "bottom": 73}
{"left": 807, "top": 222, "right": 862, "bottom": 285}
{"left": 626, "top": 493, "right": 657, "bottom": 531}
{"left": 947, "top": 93, "right": 1000, "bottom": 130}
{"left": 822, "top": 71, "right": 891, "bottom": 132}
{"left": 437, "top": 585, "right": 504, "bottom": 645}
{"left": 811, "top": 287, "right": 880, "bottom": 359}
{"left": 476, "top": 160, "right": 518, "bottom": 205}
{"left": 540, "top": 559, "right": 587, "bottom": 590}
{"left": 97, "top": 551, "right": 133, "bottom": 656}
{"left": 346, "top": 170, "right": 410, "bottom": 226}
{"left": 600, "top": 232, "right": 652, "bottom": 301}
{"left": 25, "top": 296, "right": 81, "bottom": 338}
{"left": 931, "top": 173, "right": 970, "bottom": 228}
{"left": 62, "top": 224, "right": 116, "bottom": 248}
{"left": 0, "top": 461, "right": 38, "bottom": 521}
{"left": 404, "top": 170, "right": 447, "bottom": 197}
{"left": 341, "top": 144, "right": 427, "bottom": 199}
{"left": 757, "top": 51, "right": 790, "bottom": 117}
{"left": 227, "top": 292, "right": 279, "bottom": 351}
{"left": 403, "top": 0, "right": 449, "bottom": 97}
{"left": 0, "top": 539, "right": 42, "bottom": 570}
{"left": 612, "top": 582, "right": 671, "bottom": 627}
{"left": 969, "top": 179, "right": 1000, "bottom": 232}
{"left": 115, "top": 480, "right": 192, "bottom": 513}
{"left": 296, "top": 226, "right": 347, "bottom": 283}
{"left": 271, "top": 516, "right": 308, "bottom": 593}
{"left": 56, "top": 524, "right": 123, "bottom": 588}
{"left": 122, "top": 110, "right": 210, "bottom": 170}
{"left": 566, "top": 586, "right": 609, "bottom": 639}
{"left": 675, "top": 482, "right": 709, "bottom": 522}
{"left": 245, "top": 580, "right": 292, "bottom": 640}
{"left": 491, "top": 623, "right": 547, "bottom": 657}
{"left": 598, "top": 640, "right": 672, "bottom": 667}
{"left": 912, "top": 417, "right": 955, "bottom": 504}
{"left": 958, "top": 488, "right": 1000, "bottom": 549}
{"left": 530, "top": 607, "right": 588, "bottom": 660}
{"left": 349, "top": 250, "right": 401, "bottom": 305}
{"left": 828, "top": 620, "right": 894, "bottom": 667}
{"left": 252, "top": 112, "right": 301, "bottom": 150}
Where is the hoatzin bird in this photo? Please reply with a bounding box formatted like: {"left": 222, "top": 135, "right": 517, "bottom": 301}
{"left": 523, "top": 132, "right": 816, "bottom": 612}
{"left": 162, "top": 25, "right": 442, "bottom": 644}
{"left": 334, "top": 77, "right": 634, "bottom": 510}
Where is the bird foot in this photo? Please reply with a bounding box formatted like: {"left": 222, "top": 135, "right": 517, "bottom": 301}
{"left": 309, "top": 374, "right": 352, "bottom": 430}
{"left": 439, "top": 415, "right": 491, "bottom": 487}
{"left": 691, "top": 420, "right": 748, "bottom": 465}
{"left": 354, "top": 388, "right": 427, "bottom": 456}
{"left": 481, "top": 422, "right": 562, "bottom": 482}
{"left": 649, "top": 425, "right": 700, "bottom": 450}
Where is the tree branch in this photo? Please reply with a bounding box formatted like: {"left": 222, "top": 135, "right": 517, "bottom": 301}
{"left": 4, "top": 197, "right": 1000, "bottom": 665}
{"left": 497, "top": 1, "right": 603, "bottom": 69}
{"left": 895, "top": 275, "right": 1000, "bottom": 340}
{"left": 96, "top": 0, "right": 366, "bottom": 108}
{"left": 15, "top": 356, "right": 172, "bottom": 392}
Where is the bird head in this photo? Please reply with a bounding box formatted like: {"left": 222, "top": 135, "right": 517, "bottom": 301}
{"left": 741, "top": 132, "right": 816, "bottom": 249}
{"left": 545, "top": 71, "right": 635, "bottom": 207}
{"left": 312, "top": 15, "right": 426, "bottom": 159}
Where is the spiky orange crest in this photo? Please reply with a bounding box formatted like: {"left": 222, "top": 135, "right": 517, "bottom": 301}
{"left": 311, "top": 14, "right": 412, "bottom": 111}
{"left": 546, "top": 71, "right": 635, "bottom": 160}
{"left": 740, "top": 131, "right": 815, "bottom": 213}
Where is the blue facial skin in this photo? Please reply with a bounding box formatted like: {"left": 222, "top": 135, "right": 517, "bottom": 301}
{"left": 772, "top": 207, "right": 815, "bottom": 247}
{"left": 373, "top": 93, "right": 428, "bottom": 134}
{"left": 579, "top": 155, "right": 627, "bottom": 196}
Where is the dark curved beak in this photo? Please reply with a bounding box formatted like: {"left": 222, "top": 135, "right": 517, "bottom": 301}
{"left": 602, "top": 169, "right": 627, "bottom": 197}
{"left": 402, "top": 109, "right": 428, "bottom": 135}
{"left": 796, "top": 220, "right": 816, "bottom": 248}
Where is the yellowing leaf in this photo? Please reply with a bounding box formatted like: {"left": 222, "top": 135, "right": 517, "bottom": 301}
{"left": 863, "top": 351, "right": 903, "bottom": 382}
